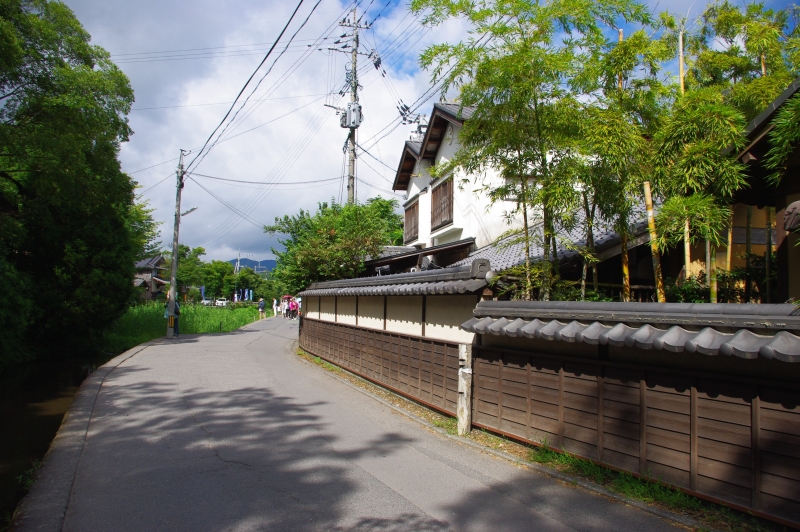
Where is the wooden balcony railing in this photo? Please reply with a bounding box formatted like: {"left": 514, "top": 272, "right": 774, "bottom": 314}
{"left": 404, "top": 201, "right": 419, "bottom": 243}
{"left": 431, "top": 179, "right": 453, "bottom": 231}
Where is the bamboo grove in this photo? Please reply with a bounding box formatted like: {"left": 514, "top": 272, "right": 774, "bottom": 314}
{"left": 413, "top": 0, "right": 800, "bottom": 301}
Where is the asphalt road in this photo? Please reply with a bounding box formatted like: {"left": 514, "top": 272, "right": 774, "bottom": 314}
{"left": 25, "top": 318, "right": 684, "bottom": 531}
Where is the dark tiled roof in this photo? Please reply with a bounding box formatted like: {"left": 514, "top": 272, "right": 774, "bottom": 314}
{"left": 135, "top": 255, "right": 165, "bottom": 270}
{"left": 406, "top": 140, "right": 422, "bottom": 155}
{"left": 299, "top": 259, "right": 490, "bottom": 297}
{"left": 461, "top": 301, "right": 800, "bottom": 362}
{"left": 371, "top": 246, "right": 417, "bottom": 260}
{"left": 364, "top": 238, "right": 475, "bottom": 267}
{"left": 450, "top": 207, "right": 649, "bottom": 272}
{"left": 434, "top": 102, "right": 476, "bottom": 121}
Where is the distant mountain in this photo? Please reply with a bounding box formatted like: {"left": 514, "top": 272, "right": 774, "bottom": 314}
{"left": 228, "top": 258, "right": 277, "bottom": 272}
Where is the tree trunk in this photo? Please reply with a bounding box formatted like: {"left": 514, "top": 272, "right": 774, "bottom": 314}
{"left": 581, "top": 191, "right": 593, "bottom": 301}
{"left": 766, "top": 206, "right": 772, "bottom": 303}
{"left": 541, "top": 207, "right": 551, "bottom": 301}
{"left": 705, "top": 239, "right": 711, "bottom": 285}
{"left": 643, "top": 182, "right": 665, "bottom": 302}
{"left": 620, "top": 225, "right": 630, "bottom": 302}
{"left": 551, "top": 225, "right": 559, "bottom": 284}
{"left": 745, "top": 205, "right": 752, "bottom": 302}
{"left": 710, "top": 244, "right": 717, "bottom": 303}
{"left": 520, "top": 176, "right": 532, "bottom": 301}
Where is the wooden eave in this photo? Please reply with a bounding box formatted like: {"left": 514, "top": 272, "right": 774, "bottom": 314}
{"left": 419, "top": 106, "right": 465, "bottom": 163}
{"left": 392, "top": 142, "right": 421, "bottom": 191}
{"left": 732, "top": 77, "right": 800, "bottom": 207}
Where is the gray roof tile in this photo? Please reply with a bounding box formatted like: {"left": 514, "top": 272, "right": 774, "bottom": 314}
{"left": 461, "top": 301, "right": 800, "bottom": 362}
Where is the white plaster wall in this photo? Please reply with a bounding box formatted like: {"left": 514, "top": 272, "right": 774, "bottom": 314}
{"left": 305, "top": 296, "right": 320, "bottom": 319}
{"left": 336, "top": 296, "right": 357, "bottom": 325}
{"left": 424, "top": 295, "right": 478, "bottom": 343}
{"left": 319, "top": 297, "right": 336, "bottom": 322}
{"left": 386, "top": 296, "right": 423, "bottom": 336}
{"left": 357, "top": 296, "right": 384, "bottom": 330}
{"left": 431, "top": 123, "right": 519, "bottom": 249}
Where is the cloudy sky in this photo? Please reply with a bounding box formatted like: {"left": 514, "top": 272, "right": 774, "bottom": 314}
{"left": 61, "top": 0, "right": 780, "bottom": 262}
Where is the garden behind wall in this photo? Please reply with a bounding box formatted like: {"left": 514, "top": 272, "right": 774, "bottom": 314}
{"left": 299, "top": 264, "right": 800, "bottom": 528}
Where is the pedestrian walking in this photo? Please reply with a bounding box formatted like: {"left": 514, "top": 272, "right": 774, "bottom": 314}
{"left": 289, "top": 298, "right": 298, "bottom": 320}
{"left": 258, "top": 298, "right": 266, "bottom": 320}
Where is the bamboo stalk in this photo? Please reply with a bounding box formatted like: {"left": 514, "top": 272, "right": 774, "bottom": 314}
{"left": 726, "top": 213, "right": 733, "bottom": 272}
{"left": 621, "top": 230, "right": 630, "bottom": 302}
{"left": 684, "top": 218, "right": 691, "bottom": 280}
{"left": 766, "top": 207, "right": 772, "bottom": 303}
{"left": 679, "top": 31, "right": 685, "bottom": 95}
{"left": 710, "top": 245, "right": 717, "bottom": 303}
{"left": 745, "top": 206, "right": 752, "bottom": 302}
{"left": 643, "top": 182, "right": 665, "bottom": 302}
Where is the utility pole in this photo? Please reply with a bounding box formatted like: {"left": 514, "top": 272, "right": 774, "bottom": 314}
{"left": 167, "top": 149, "right": 187, "bottom": 339}
{"left": 326, "top": 7, "right": 368, "bottom": 203}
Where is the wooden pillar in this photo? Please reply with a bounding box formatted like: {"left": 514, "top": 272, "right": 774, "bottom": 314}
{"left": 690, "top": 382, "right": 698, "bottom": 491}
{"left": 457, "top": 344, "right": 473, "bottom": 436}
{"left": 752, "top": 390, "right": 762, "bottom": 511}
{"left": 639, "top": 372, "right": 648, "bottom": 475}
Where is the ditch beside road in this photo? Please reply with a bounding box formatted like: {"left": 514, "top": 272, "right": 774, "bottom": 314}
{"left": 14, "top": 318, "right": 688, "bottom": 532}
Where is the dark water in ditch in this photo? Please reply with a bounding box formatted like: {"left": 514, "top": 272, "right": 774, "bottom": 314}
{"left": 0, "top": 353, "right": 115, "bottom": 524}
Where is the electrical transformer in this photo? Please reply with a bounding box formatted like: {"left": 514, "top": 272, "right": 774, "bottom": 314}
{"left": 340, "top": 102, "right": 362, "bottom": 129}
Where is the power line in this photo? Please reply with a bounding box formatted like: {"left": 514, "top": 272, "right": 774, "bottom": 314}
{"left": 110, "top": 37, "right": 335, "bottom": 57}
{"left": 131, "top": 93, "right": 326, "bottom": 111}
{"left": 356, "top": 143, "right": 395, "bottom": 173}
{"left": 191, "top": 172, "right": 341, "bottom": 186}
{"left": 139, "top": 173, "right": 174, "bottom": 194}
{"left": 184, "top": 0, "right": 308, "bottom": 174}
{"left": 189, "top": 2, "right": 364, "bottom": 245}
{"left": 190, "top": 178, "right": 270, "bottom": 228}
{"left": 188, "top": 0, "right": 324, "bottom": 172}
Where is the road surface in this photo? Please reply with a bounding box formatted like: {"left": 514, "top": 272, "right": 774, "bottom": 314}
{"left": 17, "top": 318, "right": 685, "bottom": 531}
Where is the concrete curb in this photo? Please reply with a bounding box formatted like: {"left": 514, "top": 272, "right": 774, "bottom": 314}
{"left": 11, "top": 343, "right": 154, "bottom": 532}
{"left": 292, "top": 343, "right": 714, "bottom": 532}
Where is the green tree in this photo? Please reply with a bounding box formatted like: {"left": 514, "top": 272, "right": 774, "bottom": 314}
{"left": 412, "top": 0, "right": 649, "bottom": 300}
{"left": 128, "top": 193, "right": 162, "bottom": 262}
{"left": 163, "top": 245, "right": 206, "bottom": 293}
{"left": 202, "top": 260, "right": 234, "bottom": 299}
{"left": 653, "top": 89, "right": 746, "bottom": 299}
{"left": 0, "top": 0, "right": 136, "bottom": 358}
{"left": 266, "top": 197, "right": 403, "bottom": 294}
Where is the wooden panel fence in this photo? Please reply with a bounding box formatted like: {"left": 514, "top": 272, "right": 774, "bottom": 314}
{"left": 300, "top": 318, "right": 459, "bottom": 415}
{"left": 472, "top": 345, "right": 800, "bottom": 527}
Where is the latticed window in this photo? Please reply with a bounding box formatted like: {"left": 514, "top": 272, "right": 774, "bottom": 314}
{"left": 431, "top": 179, "right": 454, "bottom": 230}
{"left": 404, "top": 202, "right": 419, "bottom": 243}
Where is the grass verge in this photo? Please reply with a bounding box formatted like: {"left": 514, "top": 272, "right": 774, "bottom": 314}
{"left": 102, "top": 302, "right": 260, "bottom": 353}
{"left": 295, "top": 348, "right": 782, "bottom": 532}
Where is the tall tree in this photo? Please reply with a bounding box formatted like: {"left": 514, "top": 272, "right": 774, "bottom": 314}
{"left": 653, "top": 88, "right": 746, "bottom": 298}
{"left": 0, "top": 0, "right": 136, "bottom": 358}
{"left": 412, "top": 0, "right": 650, "bottom": 300}
{"left": 266, "top": 197, "right": 403, "bottom": 294}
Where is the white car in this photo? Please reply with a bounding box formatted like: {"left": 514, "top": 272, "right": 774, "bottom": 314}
{"left": 201, "top": 298, "right": 214, "bottom": 306}
{"left": 215, "top": 298, "right": 228, "bottom": 307}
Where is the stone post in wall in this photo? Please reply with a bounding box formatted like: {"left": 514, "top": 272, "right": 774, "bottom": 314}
{"left": 457, "top": 344, "right": 473, "bottom": 436}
